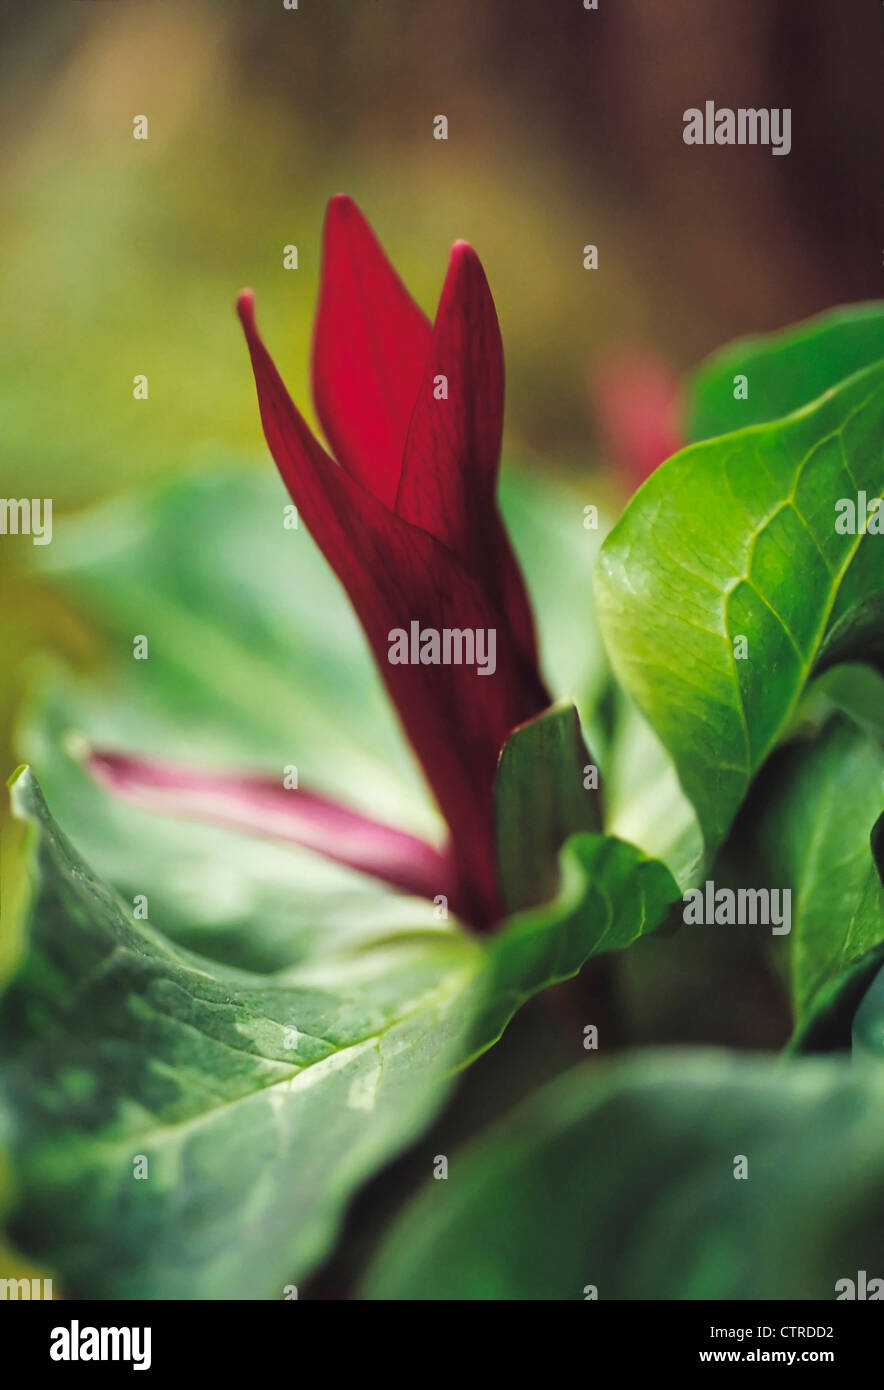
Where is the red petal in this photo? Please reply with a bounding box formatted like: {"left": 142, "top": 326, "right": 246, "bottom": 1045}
{"left": 312, "top": 195, "right": 432, "bottom": 508}
{"left": 86, "top": 748, "right": 456, "bottom": 904}
{"left": 396, "top": 242, "right": 540, "bottom": 670}
{"left": 238, "top": 291, "right": 549, "bottom": 924}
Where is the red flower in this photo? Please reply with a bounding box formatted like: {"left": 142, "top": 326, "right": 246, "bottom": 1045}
{"left": 88, "top": 197, "right": 551, "bottom": 928}
{"left": 589, "top": 349, "right": 683, "bottom": 491}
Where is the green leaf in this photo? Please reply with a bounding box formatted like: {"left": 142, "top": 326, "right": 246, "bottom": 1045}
{"left": 363, "top": 1051, "right": 884, "bottom": 1300}
{"left": 595, "top": 361, "right": 884, "bottom": 865}
{"left": 494, "top": 699, "right": 599, "bottom": 914}
{"left": 758, "top": 717, "right": 884, "bottom": 1047}
{"left": 1, "top": 768, "right": 677, "bottom": 1297}
{"left": 1, "top": 766, "right": 481, "bottom": 1299}
{"left": 468, "top": 835, "right": 679, "bottom": 1059}
{"left": 688, "top": 302, "right": 884, "bottom": 441}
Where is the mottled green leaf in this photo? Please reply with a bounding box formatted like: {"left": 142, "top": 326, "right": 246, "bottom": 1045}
{"left": 1, "top": 767, "right": 677, "bottom": 1297}
{"left": 1, "top": 766, "right": 480, "bottom": 1299}
{"left": 0, "top": 459, "right": 661, "bottom": 1297}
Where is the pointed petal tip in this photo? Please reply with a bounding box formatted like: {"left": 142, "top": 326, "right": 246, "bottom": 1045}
{"left": 442, "top": 240, "right": 493, "bottom": 300}
{"left": 327, "top": 192, "right": 358, "bottom": 217}
{"left": 323, "top": 194, "right": 366, "bottom": 242}
{"left": 236, "top": 288, "right": 256, "bottom": 327}
{"left": 448, "top": 239, "right": 482, "bottom": 270}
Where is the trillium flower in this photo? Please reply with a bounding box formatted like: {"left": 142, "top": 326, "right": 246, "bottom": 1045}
{"left": 88, "top": 196, "right": 552, "bottom": 928}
